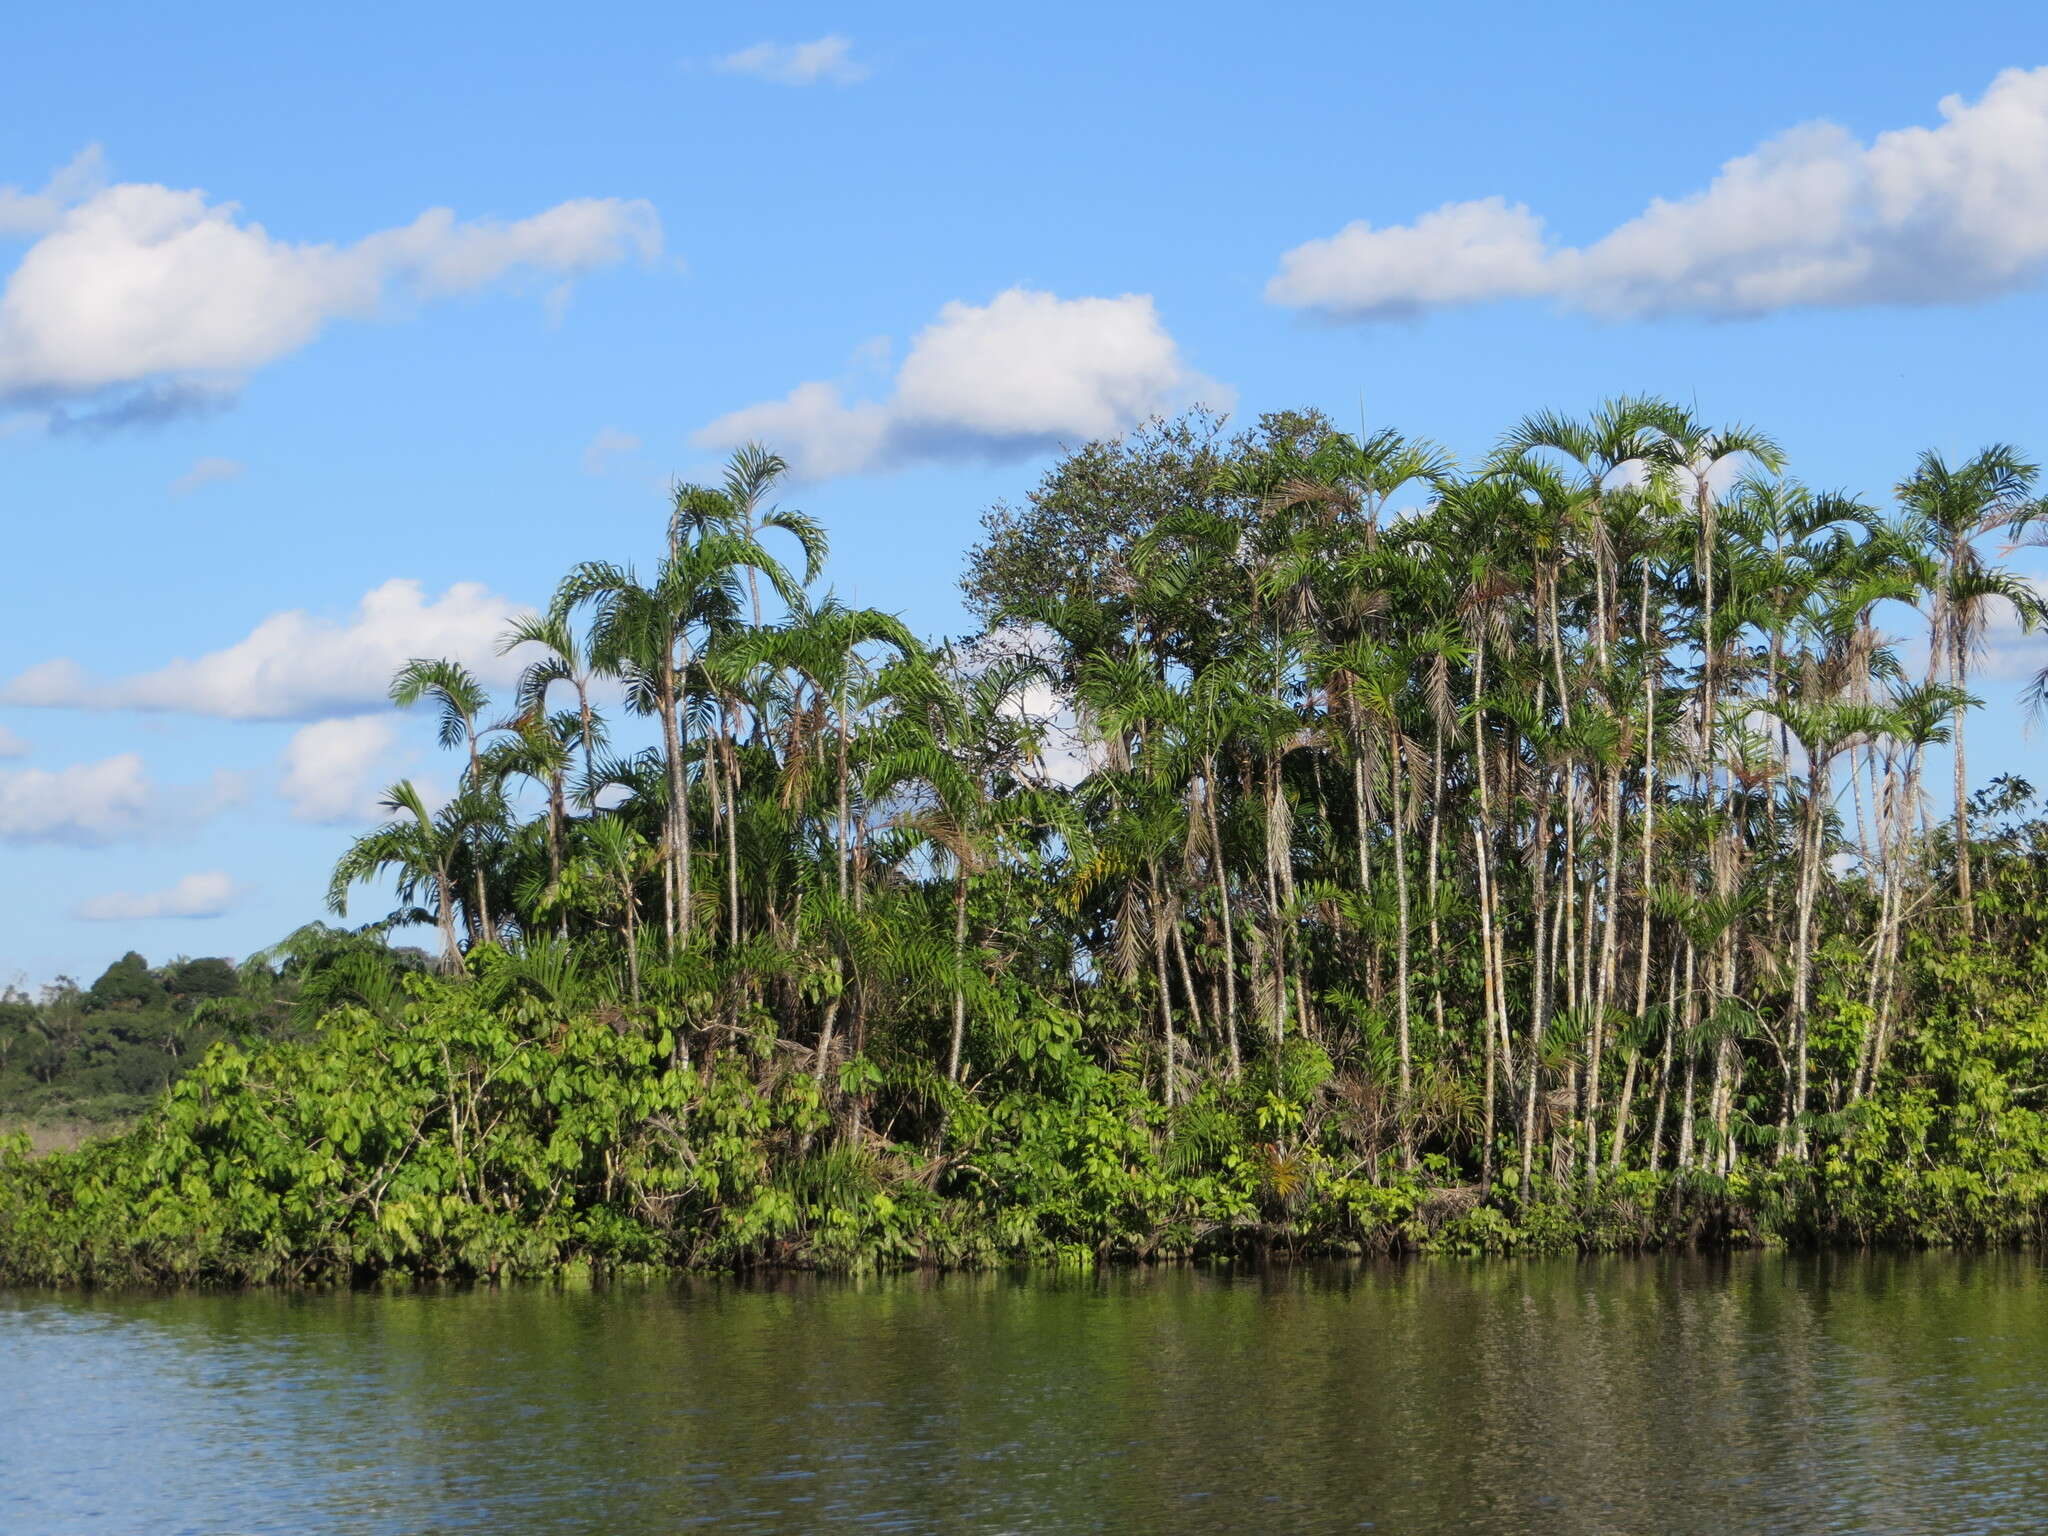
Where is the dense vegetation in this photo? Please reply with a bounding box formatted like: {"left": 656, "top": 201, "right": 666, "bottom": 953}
{"left": 10, "top": 399, "right": 2048, "bottom": 1286}
{"left": 0, "top": 950, "right": 313, "bottom": 1125}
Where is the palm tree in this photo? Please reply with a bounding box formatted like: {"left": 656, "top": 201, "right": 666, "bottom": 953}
{"left": 555, "top": 527, "right": 802, "bottom": 948}
{"left": 327, "top": 780, "right": 467, "bottom": 971}
{"left": 1899, "top": 446, "right": 2047, "bottom": 926}
{"left": 500, "top": 611, "right": 609, "bottom": 784}
{"left": 867, "top": 650, "right": 1049, "bottom": 1083}
{"left": 300, "top": 406, "right": 2048, "bottom": 1212}
{"left": 389, "top": 657, "right": 507, "bottom": 934}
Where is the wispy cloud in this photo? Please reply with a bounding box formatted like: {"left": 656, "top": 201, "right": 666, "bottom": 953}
{"left": 0, "top": 724, "right": 25, "bottom": 758}
{"left": 74, "top": 871, "right": 240, "bottom": 921}
{"left": 0, "top": 144, "right": 105, "bottom": 237}
{"left": 4, "top": 578, "right": 533, "bottom": 721}
{"left": 696, "top": 288, "right": 1227, "bottom": 479}
{"left": 581, "top": 426, "right": 640, "bottom": 476}
{"left": 713, "top": 36, "right": 869, "bottom": 86}
{"left": 169, "top": 455, "right": 245, "bottom": 496}
{"left": 1269, "top": 66, "right": 2048, "bottom": 322}
{"left": 0, "top": 754, "right": 242, "bottom": 846}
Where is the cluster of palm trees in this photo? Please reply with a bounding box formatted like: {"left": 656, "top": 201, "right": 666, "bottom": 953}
{"left": 330, "top": 403, "right": 2048, "bottom": 1197}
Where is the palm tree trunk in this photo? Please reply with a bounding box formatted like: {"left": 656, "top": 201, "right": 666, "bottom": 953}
{"left": 1647, "top": 954, "right": 1681, "bottom": 1172}
{"left": 435, "top": 872, "right": 461, "bottom": 973}
{"left": 1675, "top": 938, "right": 1700, "bottom": 1171}
{"left": 1790, "top": 757, "right": 1824, "bottom": 1158}
{"left": 836, "top": 697, "right": 852, "bottom": 902}
{"left": 1587, "top": 761, "right": 1623, "bottom": 1191}
{"left": 814, "top": 983, "right": 843, "bottom": 1084}
{"left": 722, "top": 709, "right": 743, "bottom": 949}
{"left": 1150, "top": 866, "right": 1177, "bottom": 1106}
{"left": 1389, "top": 732, "right": 1413, "bottom": 1163}
{"left": 623, "top": 890, "right": 642, "bottom": 1003}
{"left": 1953, "top": 625, "right": 1974, "bottom": 929}
{"left": 946, "top": 869, "right": 969, "bottom": 1082}
{"left": 1427, "top": 717, "right": 1446, "bottom": 1041}
{"left": 661, "top": 664, "right": 691, "bottom": 944}
{"left": 1520, "top": 779, "right": 1554, "bottom": 1203}
{"left": 1204, "top": 762, "right": 1240, "bottom": 1078}
{"left": 1475, "top": 819, "right": 1500, "bottom": 1196}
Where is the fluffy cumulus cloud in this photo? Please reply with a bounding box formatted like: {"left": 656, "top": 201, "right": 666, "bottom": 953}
{"left": 4, "top": 578, "right": 532, "bottom": 721}
{"left": 0, "top": 754, "right": 242, "bottom": 846}
{"left": 713, "top": 36, "right": 868, "bottom": 86}
{"left": 696, "top": 287, "right": 1226, "bottom": 479}
{"left": 279, "top": 714, "right": 400, "bottom": 824}
{"left": 0, "top": 152, "right": 662, "bottom": 424}
{"left": 1268, "top": 66, "right": 2048, "bottom": 321}
{"left": 74, "top": 871, "right": 239, "bottom": 922}
{"left": 169, "top": 455, "right": 244, "bottom": 496}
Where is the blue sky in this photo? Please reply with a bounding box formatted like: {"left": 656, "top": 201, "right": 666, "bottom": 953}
{"left": 6, "top": 2, "right": 2048, "bottom": 986}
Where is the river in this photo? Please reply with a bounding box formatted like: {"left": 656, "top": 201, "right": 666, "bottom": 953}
{"left": 5, "top": 1254, "right": 2047, "bottom": 1533}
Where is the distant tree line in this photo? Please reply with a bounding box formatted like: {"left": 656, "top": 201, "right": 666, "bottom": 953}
{"left": 1, "top": 929, "right": 425, "bottom": 1123}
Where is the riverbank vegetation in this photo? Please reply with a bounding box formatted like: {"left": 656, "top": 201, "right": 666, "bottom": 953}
{"left": 9, "top": 399, "right": 2048, "bottom": 1285}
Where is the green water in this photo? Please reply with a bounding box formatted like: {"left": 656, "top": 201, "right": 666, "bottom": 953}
{"left": 5, "top": 1254, "right": 2048, "bottom": 1533}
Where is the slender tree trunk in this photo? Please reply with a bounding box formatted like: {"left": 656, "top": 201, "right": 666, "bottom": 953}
{"left": 1675, "top": 939, "right": 1700, "bottom": 1171}
{"left": 1390, "top": 732, "right": 1413, "bottom": 1165}
{"left": 1953, "top": 626, "right": 1974, "bottom": 930}
{"left": 576, "top": 681, "right": 597, "bottom": 787}
{"left": 1204, "top": 761, "right": 1240, "bottom": 1078}
{"left": 1427, "top": 717, "right": 1446, "bottom": 1041}
{"left": 436, "top": 874, "right": 461, "bottom": 973}
{"left": 722, "top": 708, "right": 743, "bottom": 949}
{"left": 1171, "top": 916, "right": 1205, "bottom": 1042}
{"left": 1588, "top": 761, "right": 1623, "bottom": 1191}
{"left": 622, "top": 876, "right": 642, "bottom": 1002}
{"left": 946, "top": 869, "right": 969, "bottom": 1082}
{"left": 1648, "top": 953, "right": 1681, "bottom": 1172}
{"left": 836, "top": 695, "right": 852, "bottom": 903}
{"left": 1151, "top": 867, "right": 1177, "bottom": 1107}
{"left": 1475, "top": 819, "right": 1500, "bottom": 1197}
{"left": 814, "top": 985, "right": 842, "bottom": 1083}
{"left": 660, "top": 664, "right": 691, "bottom": 944}
{"left": 1520, "top": 780, "right": 1554, "bottom": 1204}
{"left": 1790, "top": 757, "right": 1824, "bottom": 1158}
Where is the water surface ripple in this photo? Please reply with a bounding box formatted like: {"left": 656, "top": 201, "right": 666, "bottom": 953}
{"left": 6, "top": 1254, "right": 2048, "bottom": 1534}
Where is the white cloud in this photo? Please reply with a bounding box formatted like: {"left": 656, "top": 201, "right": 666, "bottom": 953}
{"left": 74, "top": 871, "right": 239, "bottom": 922}
{"left": 4, "top": 578, "right": 533, "bottom": 721}
{"left": 169, "top": 455, "right": 245, "bottom": 496}
{"left": 279, "top": 714, "right": 400, "bottom": 823}
{"left": 0, "top": 724, "right": 25, "bottom": 757}
{"left": 582, "top": 425, "right": 640, "bottom": 475}
{"left": 696, "top": 287, "right": 1226, "bottom": 479}
{"left": 0, "top": 155, "right": 663, "bottom": 422}
{"left": 714, "top": 36, "right": 869, "bottom": 86}
{"left": 967, "top": 625, "right": 1101, "bottom": 788}
{"left": 1268, "top": 67, "right": 2048, "bottom": 321}
{"left": 0, "top": 754, "right": 241, "bottom": 845}
{"left": 1269, "top": 198, "right": 1553, "bottom": 319}
{"left": 1974, "top": 576, "right": 2048, "bottom": 683}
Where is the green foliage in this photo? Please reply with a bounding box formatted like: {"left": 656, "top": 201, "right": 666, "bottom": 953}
{"left": 1, "top": 952, "right": 300, "bottom": 1126}
{"left": 17, "top": 410, "right": 2048, "bottom": 1283}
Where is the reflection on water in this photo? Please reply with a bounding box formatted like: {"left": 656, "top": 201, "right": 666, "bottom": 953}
{"left": 5, "top": 1254, "right": 2048, "bottom": 1534}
